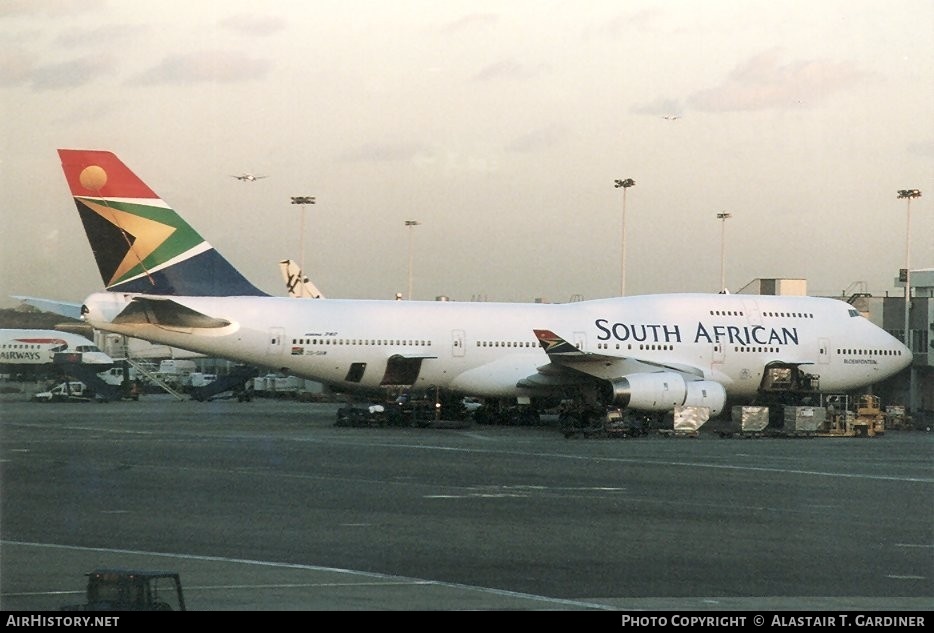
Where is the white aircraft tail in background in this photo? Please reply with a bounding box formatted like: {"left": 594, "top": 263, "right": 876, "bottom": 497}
{"left": 279, "top": 260, "right": 325, "bottom": 299}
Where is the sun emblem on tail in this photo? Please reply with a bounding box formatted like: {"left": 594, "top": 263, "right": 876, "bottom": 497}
{"left": 79, "top": 165, "right": 108, "bottom": 192}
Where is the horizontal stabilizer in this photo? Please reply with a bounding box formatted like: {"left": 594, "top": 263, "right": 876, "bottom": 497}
{"left": 12, "top": 296, "right": 84, "bottom": 320}
{"left": 112, "top": 297, "right": 231, "bottom": 329}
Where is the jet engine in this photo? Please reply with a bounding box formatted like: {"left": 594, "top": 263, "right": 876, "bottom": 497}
{"left": 683, "top": 380, "right": 727, "bottom": 416}
{"left": 606, "top": 372, "right": 726, "bottom": 416}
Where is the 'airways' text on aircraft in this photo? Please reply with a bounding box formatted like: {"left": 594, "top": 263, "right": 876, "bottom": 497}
{"left": 595, "top": 319, "right": 800, "bottom": 347}
{"left": 0, "top": 350, "right": 42, "bottom": 362}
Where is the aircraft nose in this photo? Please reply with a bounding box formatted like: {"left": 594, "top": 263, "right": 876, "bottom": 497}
{"left": 898, "top": 340, "right": 913, "bottom": 368}
{"left": 887, "top": 332, "right": 913, "bottom": 371}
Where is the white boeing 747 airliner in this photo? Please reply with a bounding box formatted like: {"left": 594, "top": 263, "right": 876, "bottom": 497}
{"left": 58, "top": 149, "right": 911, "bottom": 420}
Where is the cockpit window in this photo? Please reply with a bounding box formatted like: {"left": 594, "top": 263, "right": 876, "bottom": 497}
{"left": 848, "top": 309, "right": 860, "bottom": 318}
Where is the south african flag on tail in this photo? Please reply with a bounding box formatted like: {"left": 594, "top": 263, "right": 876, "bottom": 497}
{"left": 58, "top": 149, "right": 267, "bottom": 297}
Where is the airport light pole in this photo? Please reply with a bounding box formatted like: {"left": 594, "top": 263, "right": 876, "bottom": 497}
{"left": 897, "top": 189, "right": 921, "bottom": 414}
{"left": 897, "top": 189, "right": 921, "bottom": 349}
{"left": 614, "top": 178, "right": 636, "bottom": 296}
{"left": 291, "top": 196, "right": 316, "bottom": 276}
{"left": 405, "top": 220, "right": 421, "bottom": 300}
{"left": 717, "top": 212, "right": 732, "bottom": 292}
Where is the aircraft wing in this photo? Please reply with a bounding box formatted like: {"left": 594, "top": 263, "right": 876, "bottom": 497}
{"left": 526, "top": 329, "right": 705, "bottom": 383}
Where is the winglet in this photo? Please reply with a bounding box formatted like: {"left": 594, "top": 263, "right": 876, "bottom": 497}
{"left": 533, "top": 329, "right": 585, "bottom": 356}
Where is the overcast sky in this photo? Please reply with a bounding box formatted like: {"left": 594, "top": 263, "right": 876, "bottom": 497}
{"left": 1, "top": 0, "right": 932, "bottom": 307}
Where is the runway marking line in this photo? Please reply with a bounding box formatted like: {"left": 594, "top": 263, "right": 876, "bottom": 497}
{"left": 7, "top": 420, "right": 933, "bottom": 483}
{"left": 362, "top": 442, "right": 934, "bottom": 484}
{"left": 1, "top": 540, "right": 615, "bottom": 611}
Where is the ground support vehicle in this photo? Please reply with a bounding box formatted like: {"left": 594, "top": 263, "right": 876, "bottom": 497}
{"left": 60, "top": 569, "right": 185, "bottom": 611}
{"left": 32, "top": 381, "right": 92, "bottom": 402}
{"left": 561, "top": 406, "right": 649, "bottom": 438}
{"left": 820, "top": 394, "right": 886, "bottom": 437}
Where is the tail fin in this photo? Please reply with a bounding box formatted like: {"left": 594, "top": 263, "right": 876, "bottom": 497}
{"left": 279, "top": 259, "right": 325, "bottom": 298}
{"left": 58, "top": 149, "right": 267, "bottom": 297}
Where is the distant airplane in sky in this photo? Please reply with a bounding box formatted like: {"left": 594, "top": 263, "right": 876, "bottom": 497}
{"left": 56, "top": 148, "right": 913, "bottom": 425}
{"left": 230, "top": 173, "right": 268, "bottom": 182}
{"left": 663, "top": 114, "right": 681, "bottom": 121}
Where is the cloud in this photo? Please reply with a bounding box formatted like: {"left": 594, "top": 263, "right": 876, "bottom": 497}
{"left": 473, "top": 59, "right": 547, "bottom": 82}
{"left": 30, "top": 57, "right": 114, "bottom": 90}
{"left": 0, "top": 48, "right": 36, "bottom": 86}
{"left": 505, "top": 125, "right": 567, "bottom": 153}
{"left": 220, "top": 14, "right": 287, "bottom": 37}
{"left": 338, "top": 142, "right": 434, "bottom": 163}
{"left": 439, "top": 13, "right": 499, "bottom": 35}
{"left": 631, "top": 97, "right": 684, "bottom": 117}
{"left": 0, "top": 0, "right": 105, "bottom": 18}
{"left": 583, "top": 9, "right": 663, "bottom": 39}
{"left": 54, "top": 100, "right": 122, "bottom": 125}
{"left": 131, "top": 50, "right": 271, "bottom": 85}
{"left": 55, "top": 24, "right": 151, "bottom": 50}
{"left": 688, "top": 50, "right": 873, "bottom": 112}
{"left": 908, "top": 139, "right": 934, "bottom": 159}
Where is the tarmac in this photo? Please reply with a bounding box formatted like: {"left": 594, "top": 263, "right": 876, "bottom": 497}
{"left": 1, "top": 391, "right": 932, "bottom": 612}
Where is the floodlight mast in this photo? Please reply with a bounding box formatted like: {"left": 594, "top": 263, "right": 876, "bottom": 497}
{"left": 405, "top": 220, "right": 421, "bottom": 300}
{"left": 291, "top": 196, "right": 316, "bottom": 276}
{"left": 614, "top": 178, "right": 636, "bottom": 296}
{"left": 716, "top": 212, "right": 732, "bottom": 292}
{"left": 897, "top": 188, "right": 921, "bottom": 414}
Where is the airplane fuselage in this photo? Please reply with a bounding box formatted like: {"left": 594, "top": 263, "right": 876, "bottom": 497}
{"left": 0, "top": 329, "right": 113, "bottom": 369}
{"left": 80, "top": 292, "right": 911, "bottom": 402}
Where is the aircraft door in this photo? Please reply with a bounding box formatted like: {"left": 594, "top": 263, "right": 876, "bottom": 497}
{"left": 380, "top": 356, "right": 423, "bottom": 386}
{"left": 818, "top": 338, "right": 830, "bottom": 365}
{"left": 743, "top": 300, "right": 762, "bottom": 326}
{"left": 573, "top": 332, "right": 586, "bottom": 351}
{"left": 452, "top": 330, "right": 465, "bottom": 357}
{"left": 267, "top": 327, "right": 285, "bottom": 356}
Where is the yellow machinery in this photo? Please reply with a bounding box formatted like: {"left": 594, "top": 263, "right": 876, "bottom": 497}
{"left": 820, "top": 394, "right": 885, "bottom": 437}
{"left": 853, "top": 395, "right": 885, "bottom": 437}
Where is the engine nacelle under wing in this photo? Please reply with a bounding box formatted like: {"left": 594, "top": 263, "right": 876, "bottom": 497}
{"left": 607, "top": 372, "right": 726, "bottom": 416}
{"left": 683, "top": 380, "right": 727, "bottom": 416}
